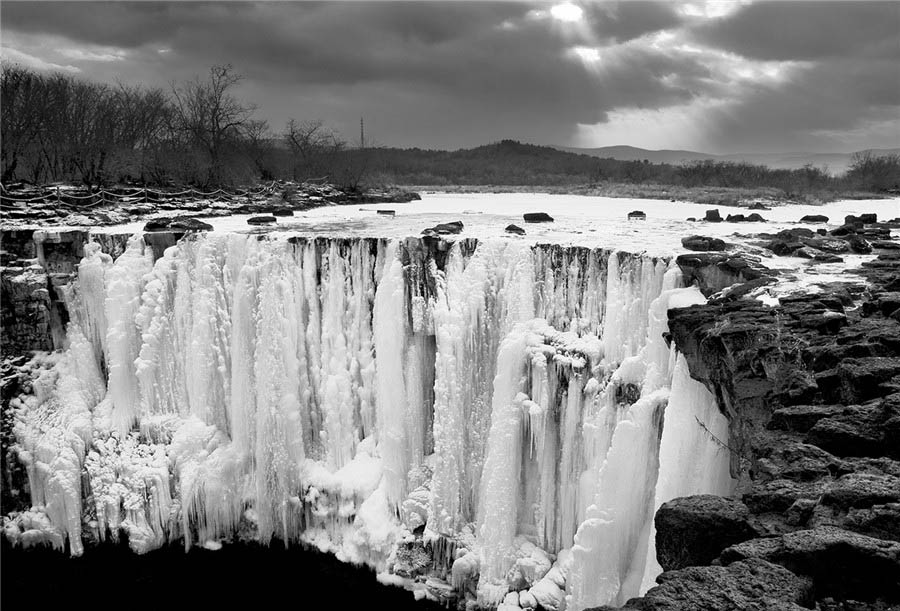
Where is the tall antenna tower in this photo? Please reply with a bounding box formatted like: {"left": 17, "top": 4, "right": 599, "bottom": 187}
{"left": 360, "top": 117, "right": 365, "bottom": 149}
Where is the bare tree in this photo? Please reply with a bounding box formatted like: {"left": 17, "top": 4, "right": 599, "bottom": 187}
{"left": 170, "top": 64, "right": 256, "bottom": 185}
{"left": 284, "top": 118, "right": 344, "bottom": 181}
{"left": 244, "top": 119, "right": 275, "bottom": 180}
{"left": 1, "top": 63, "right": 47, "bottom": 182}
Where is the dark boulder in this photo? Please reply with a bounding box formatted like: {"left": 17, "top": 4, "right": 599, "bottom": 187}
{"left": 863, "top": 292, "right": 900, "bottom": 317}
{"left": 599, "top": 559, "right": 813, "bottom": 611}
{"left": 726, "top": 214, "right": 747, "bottom": 222}
{"left": 742, "top": 479, "right": 826, "bottom": 515}
{"left": 847, "top": 235, "right": 872, "bottom": 254}
{"left": 805, "top": 403, "right": 896, "bottom": 458}
{"left": 873, "top": 240, "right": 900, "bottom": 250}
{"left": 845, "top": 213, "right": 877, "bottom": 226}
{"left": 749, "top": 202, "right": 772, "bottom": 210}
{"left": 656, "top": 495, "right": 758, "bottom": 570}
{"left": 840, "top": 503, "right": 900, "bottom": 543}
{"left": 505, "top": 224, "right": 526, "bottom": 235}
{"left": 752, "top": 438, "right": 846, "bottom": 483}
{"left": 422, "top": 221, "right": 464, "bottom": 235}
{"left": 144, "top": 217, "right": 212, "bottom": 232}
{"left": 746, "top": 213, "right": 766, "bottom": 222}
{"left": 681, "top": 235, "right": 726, "bottom": 252}
{"left": 676, "top": 253, "right": 767, "bottom": 294}
{"left": 768, "top": 239, "right": 805, "bottom": 256}
{"left": 820, "top": 473, "right": 900, "bottom": 511}
{"left": 768, "top": 405, "right": 847, "bottom": 433}
{"left": 523, "top": 212, "right": 554, "bottom": 223}
{"left": 271, "top": 208, "right": 294, "bottom": 217}
{"left": 793, "top": 247, "right": 821, "bottom": 260}
{"left": 836, "top": 357, "right": 900, "bottom": 403}
{"left": 143, "top": 217, "right": 174, "bottom": 231}
{"left": 705, "top": 209, "right": 723, "bottom": 222}
{"left": 778, "top": 228, "right": 816, "bottom": 239}
{"left": 800, "top": 215, "right": 829, "bottom": 223}
{"left": 247, "top": 216, "right": 277, "bottom": 225}
{"left": 719, "top": 527, "right": 900, "bottom": 601}
{"left": 830, "top": 224, "right": 858, "bottom": 237}
{"left": 169, "top": 218, "right": 213, "bottom": 231}
{"left": 142, "top": 232, "right": 184, "bottom": 260}
{"left": 801, "top": 237, "right": 850, "bottom": 254}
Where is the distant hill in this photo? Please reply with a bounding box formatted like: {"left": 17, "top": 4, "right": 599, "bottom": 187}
{"left": 555, "top": 145, "right": 716, "bottom": 165}
{"left": 361, "top": 139, "right": 898, "bottom": 195}
{"left": 556, "top": 145, "right": 900, "bottom": 175}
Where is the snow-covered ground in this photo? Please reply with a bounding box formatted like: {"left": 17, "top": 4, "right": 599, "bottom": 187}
{"left": 92, "top": 192, "right": 899, "bottom": 255}
{"left": 89, "top": 192, "right": 899, "bottom": 299}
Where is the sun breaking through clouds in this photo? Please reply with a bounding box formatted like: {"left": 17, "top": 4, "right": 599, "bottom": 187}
{"left": 1, "top": 0, "right": 898, "bottom": 154}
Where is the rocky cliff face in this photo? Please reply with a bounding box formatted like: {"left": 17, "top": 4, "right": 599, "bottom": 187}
{"left": 1, "top": 229, "right": 140, "bottom": 355}
{"left": 602, "top": 247, "right": 900, "bottom": 610}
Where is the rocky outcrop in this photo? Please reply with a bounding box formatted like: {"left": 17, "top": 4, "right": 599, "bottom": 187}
{"left": 247, "top": 215, "right": 277, "bottom": 225}
{"left": 720, "top": 528, "right": 900, "bottom": 601}
{"left": 0, "top": 181, "right": 421, "bottom": 229}
{"left": 704, "top": 209, "right": 723, "bottom": 222}
{"left": 655, "top": 495, "right": 757, "bottom": 570}
{"left": 675, "top": 253, "right": 770, "bottom": 295}
{"left": 681, "top": 236, "right": 726, "bottom": 252}
{"left": 144, "top": 217, "right": 213, "bottom": 232}
{"left": 0, "top": 228, "right": 182, "bottom": 355}
{"left": 632, "top": 232, "right": 900, "bottom": 610}
{"left": 523, "top": 212, "right": 554, "bottom": 223}
{"left": 593, "top": 559, "right": 813, "bottom": 611}
{"left": 422, "top": 221, "right": 464, "bottom": 236}
{"left": 762, "top": 217, "right": 896, "bottom": 261}
{"left": 0, "top": 261, "right": 55, "bottom": 354}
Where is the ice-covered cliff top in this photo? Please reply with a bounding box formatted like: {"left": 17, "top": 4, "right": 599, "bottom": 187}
{"left": 88, "top": 192, "right": 898, "bottom": 255}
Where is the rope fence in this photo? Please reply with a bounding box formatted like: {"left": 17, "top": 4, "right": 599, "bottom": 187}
{"left": 0, "top": 181, "right": 280, "bottom": 207}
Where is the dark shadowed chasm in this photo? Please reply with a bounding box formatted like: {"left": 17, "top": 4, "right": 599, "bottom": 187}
{"left": 1, "top": 540, "right": 446, "bottom": 610}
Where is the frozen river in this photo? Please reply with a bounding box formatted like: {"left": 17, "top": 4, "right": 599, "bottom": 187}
{"left": 92, "top": 192, "right": 899, "bottom": 255}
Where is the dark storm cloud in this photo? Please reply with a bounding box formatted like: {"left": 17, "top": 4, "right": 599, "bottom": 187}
{"left": 704, "top": 56, "right": 900, "bottom": 152}
{"left": 686, "top": 1, "right": 900, "bottom": 151}
{"left": 1, "top": 1, "right": 898, "bottom": 151}
{"left": 689, "top": 1, "right": 900, "bottom": 61}
{"left": 1, "top": 1, "right": 181, "bottom": 48}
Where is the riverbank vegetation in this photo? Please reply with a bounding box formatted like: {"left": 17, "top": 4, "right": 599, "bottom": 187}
{"left": 2, "top": 63, "right": 898, "bottom": 203}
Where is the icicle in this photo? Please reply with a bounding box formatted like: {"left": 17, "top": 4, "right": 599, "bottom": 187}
{"left": 475, "top": 324, "right": 529, "bottom": 605}
{"left": 640, "top": 353, "right": 735, "bottom": 593}
{"left": 71, "top": 242, "right": 112, "bottom": 367}
{"left": 374, "top": 241, "right": 411, "bottom": 509}
{"left": 105, "top": 234, "right": 153, "bottom": 436}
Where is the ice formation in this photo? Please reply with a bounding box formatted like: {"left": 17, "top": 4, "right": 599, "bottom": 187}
{"left": 7, "top": 231, "right": 735, "bottom": 609}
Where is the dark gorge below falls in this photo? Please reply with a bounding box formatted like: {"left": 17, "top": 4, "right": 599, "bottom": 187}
{"left": 2, "top": 198, "right": 900, "bottom": 611}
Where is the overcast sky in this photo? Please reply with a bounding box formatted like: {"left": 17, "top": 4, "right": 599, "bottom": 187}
{"left": 2, "top": 1, "right": 898, "bottom": 153}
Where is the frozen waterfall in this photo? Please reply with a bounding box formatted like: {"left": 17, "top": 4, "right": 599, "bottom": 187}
{"left": 9, "top": 232, "right": 735, "bottom": 609}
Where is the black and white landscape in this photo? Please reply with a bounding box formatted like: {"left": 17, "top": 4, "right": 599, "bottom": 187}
{"left": 2, "top": 2, "right": 899, "bottom": 610}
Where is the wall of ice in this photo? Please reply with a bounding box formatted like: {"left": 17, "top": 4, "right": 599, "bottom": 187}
{"left": 7, "top": 232, "right": 734, "bottom": 610}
